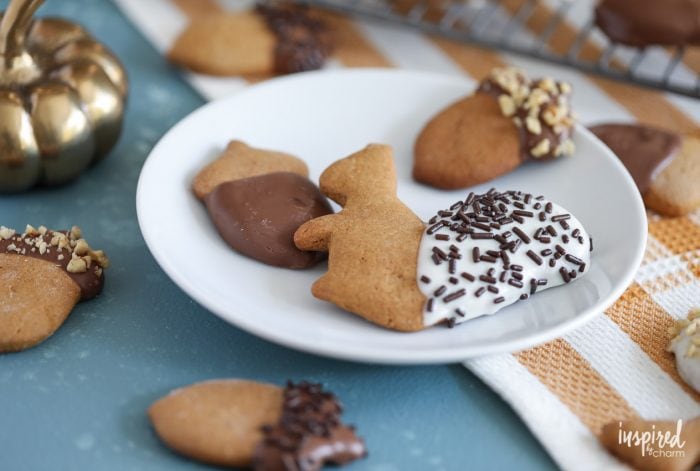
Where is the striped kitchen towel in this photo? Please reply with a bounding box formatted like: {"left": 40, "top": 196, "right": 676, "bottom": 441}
{"left": 115, "top": 0, "right": 700, "bottom": 469}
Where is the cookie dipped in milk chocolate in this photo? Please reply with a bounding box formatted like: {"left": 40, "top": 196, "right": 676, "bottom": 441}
{"left": 595, "top": 0, "right": 700, "bottom": 47}
{"left": 414, "top": 67, "right": 576, "bottom": 190}
{"left": 589, "top": 123, "right": 680, "bottom": 194}
{"left": 205, "top": 172, "right": 333, "bottom": 268}
{"left": 590, "top": 123, "right": 700, "bottom": 216}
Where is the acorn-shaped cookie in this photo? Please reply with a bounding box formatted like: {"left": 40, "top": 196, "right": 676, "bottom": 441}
{"left": 192, "top": 140, "right": 333, "bottom": 269}
{"left": 295, "top": 145, "right": 593, "bottom": 331}
{"left": 590, "top": 123, "right": 700, "bottom": 216}
{"left": 414, "top": 67, "right": 575, "bottom": 190}
{"left": 0, "top": 225, "right": 109, "bottom": 352}
{"left": 149, "top": 380, "right": 366, "bottom": 470}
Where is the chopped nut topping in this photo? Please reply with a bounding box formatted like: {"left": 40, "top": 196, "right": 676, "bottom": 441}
{"left": 531, "top": 139, "right": 551, "bottom": 158}
{"left": 483, "top": 67, "right": 574, "bottom": 160}
{"left": 74, "top": 239, "right": 89, "bottom": 256}
{"left": 2, "top": 225, "right": 109, "bottom": 272}
{"left": 24, "top": 224, "right": 39, "bottom": 237}
{"left": 67, "top": 256, "right": 87, "bottom": 274}
{"left": 0, "top": 226, "right": 15, "bottom": 240}
{"left": 497, "top": 95, "right": 516, "bottom": 117}
{"left": 668, "top": 308, "right": 700, "bottom": 358}
{"left": 525, "top": 116, "right": 542, "bottom": 135}
{"left": 70, "top": 226, "right": 82, "bottom": 240}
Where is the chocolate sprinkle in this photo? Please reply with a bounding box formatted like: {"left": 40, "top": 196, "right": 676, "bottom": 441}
{"left": 253, "top": 381, "right": 366, "bottom": 471}
{"left": 526, "top": 250, "right": 543, "bottom": 265}
{"left": 418, "top": 189, "right": 592, "bottom": 326}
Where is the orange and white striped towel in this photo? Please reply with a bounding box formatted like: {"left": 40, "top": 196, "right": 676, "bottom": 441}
{"left": 115, "top": 0, "right": 700, "bottom": 469}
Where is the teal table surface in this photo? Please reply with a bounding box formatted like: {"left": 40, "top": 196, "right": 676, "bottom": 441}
{"left": 0, "top": 1, "right": 557, "bottom": 470}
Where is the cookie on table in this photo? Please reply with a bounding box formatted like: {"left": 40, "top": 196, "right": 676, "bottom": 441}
{"left": 595, "top": 0, "right": 700, "bottom": 47}
{"left": 192, "top": 140, "right": 309, "bottom": 200}
{"left": 414, "top": 66, "right": 575, "bottom": 190}
{"left": 0, "top": 225, "right": 109, "bottom": 352}
{"left": 590, "top": 123, "right": 700, "bottom": 216}
{"left": 168, "top": 4, "right": 332, "bottom": 76}
{"left": 295, "top": 144, "right": 593, "bottom": 331}
{"left": 667, "top": 308, "right": 700, "bottom": 393}
{"left": 149, "top": 379, "right": 366, "bottom": 470}
{"left": 600, "top": 417, "right": 700, "bottom": 471}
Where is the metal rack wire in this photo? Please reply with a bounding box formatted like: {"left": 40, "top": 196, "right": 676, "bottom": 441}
{"left": 302, "top": 0, "right": 700, "bottom": 98}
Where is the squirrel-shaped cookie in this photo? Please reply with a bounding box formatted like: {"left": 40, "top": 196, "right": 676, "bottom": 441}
{"left": 294, "top": 145, "right": 426, "bottom": 331}
{"left": 295, "top": 145, "right": 593, "bottom": 331}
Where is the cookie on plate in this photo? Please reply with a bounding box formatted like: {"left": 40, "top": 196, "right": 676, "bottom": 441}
{"left": 149, "top": 379, "right": 366, "bottom": 470}
{"left": 295, "top": 144, "right": 593, "bottom": 331}
{"left": 0, "top": 225, "right": 109, "bottom": 352}
{"left": 193, "top": 140, "right": 332, "bottom": 269}
{"left": 168, "top": 3, "right": 332, "bottom": 76}
{"left": 414, "top": 66, "right": 575, "bottom": 190}
{"left": 590, "top": 123, "right": 700, "bottom": 216}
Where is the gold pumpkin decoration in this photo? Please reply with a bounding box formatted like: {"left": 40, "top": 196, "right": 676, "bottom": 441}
{"left": 0, "top": 0, "right": 127, "bottom": 192}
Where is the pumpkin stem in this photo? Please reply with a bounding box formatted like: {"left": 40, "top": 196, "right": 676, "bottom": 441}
{"left": 0, "top": 0, "right": 43, "bottom": 61}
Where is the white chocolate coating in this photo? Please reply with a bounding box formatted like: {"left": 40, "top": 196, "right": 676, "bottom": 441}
{"left": 417, "top": 190, "right": 591, "bottom": 327}
{"left": 668, "top": 313, "right": 700, "bottom": 393}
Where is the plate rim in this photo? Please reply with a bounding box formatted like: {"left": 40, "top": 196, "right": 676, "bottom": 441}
{"left": 136, "top": 68, "right": 648, "bottom": 364}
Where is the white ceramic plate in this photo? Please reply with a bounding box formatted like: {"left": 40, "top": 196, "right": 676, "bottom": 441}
{"left": 137, "top": 69, "right": 646, "bottom": 364}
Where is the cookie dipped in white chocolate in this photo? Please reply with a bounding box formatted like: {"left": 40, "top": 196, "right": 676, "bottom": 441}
{"left": 417, "top": 190, "right": 592, "bottom": 327}
{"left": 667, "top": 309, "right": 700, "bottom": 393}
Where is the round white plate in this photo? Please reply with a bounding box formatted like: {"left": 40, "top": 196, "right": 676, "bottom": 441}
{"left": 137, "top": 69, "right": 646, "bottom": 364}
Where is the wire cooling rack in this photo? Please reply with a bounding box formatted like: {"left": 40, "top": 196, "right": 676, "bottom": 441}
{"left": 302, "top": 0, "right": 700, "bottom": 98}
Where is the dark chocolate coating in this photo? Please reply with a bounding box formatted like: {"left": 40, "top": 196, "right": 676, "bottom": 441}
{"left": 590, "top": 123, "right": 681, "bottom": 194}
{"left": 595, "top": 0, "right": 700, "bottom": 47}
{"left": 252, "top": 382, "right": 366, "bottom": 471}
{"left": 0, "top": 230, "right": 104, "bottom": 300}
{"left": 255, "top": 4, "right": 333, "bottom": 74}
{"left": 204, "top": 172, "right": 332, "bottom": 269}
{"left": 478, "top": 77, "right": 573, "bottom": 162}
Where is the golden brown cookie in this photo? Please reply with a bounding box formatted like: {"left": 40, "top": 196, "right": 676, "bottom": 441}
{"left": 169, "top": 12, "right": 275, "bottom": 76}
{"left": 645, "top": 136, "right": 700, "bottom": 216}
{"left": 0, "top": 254, "right": 80, "bottom": 352}
{"left": 414, "top": 67, "right": 575, "bottom": 190}
{"left": 590, "top": 124, "right": 700, "bottom": 216}
{"left": 600, "top": 417, "right": 700, "bottom": 471}
{"left": 294, "top": 144, "right": 427, "bottom": 331}
{"left": 0, "top": 225, "right": 109, "bottom": 352}
{"left": 192, "top": 140, "right": 308, "bottom": 200}
{"left": 149, "top": 380, "right": 366, "bottom": 470}
{"left": 168, "top": 5, "right": 332, "bottom": 77}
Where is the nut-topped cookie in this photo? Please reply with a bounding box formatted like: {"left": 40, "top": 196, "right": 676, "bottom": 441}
{"left": 590, "top": 123, "right": 700, "bottom": 216}
{"left": 0, "top": 224, "right": 109, "bottom": 352}
{"left": 414, "top": 66, "right": 575, "bottom": 190}
{"left": 149, "top": 379, "right": 366, "bottom": 470}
